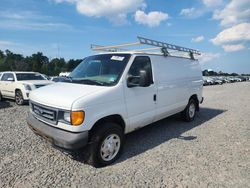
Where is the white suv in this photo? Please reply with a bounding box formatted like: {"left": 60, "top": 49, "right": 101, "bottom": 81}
{"left": 0, "top": 71, "right": 53, "bottom": 105}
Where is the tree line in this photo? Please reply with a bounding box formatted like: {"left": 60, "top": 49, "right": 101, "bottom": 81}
{"left": 1, "top": 49, "right": 249, "bottom": 77}
{"left": 0, "top": 49, "right": 82, "bottom": 76}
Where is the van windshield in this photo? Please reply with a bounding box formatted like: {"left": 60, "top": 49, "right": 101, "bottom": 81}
{"left": 69, "top": 54, "right": 131, "bottom": 86}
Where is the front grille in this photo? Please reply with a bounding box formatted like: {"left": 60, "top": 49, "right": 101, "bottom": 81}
{"left": 35, "top": 84, "right": 45, "bottom": 88}
{"left": 31, "top": 102, "right": 58, "bottom": 124}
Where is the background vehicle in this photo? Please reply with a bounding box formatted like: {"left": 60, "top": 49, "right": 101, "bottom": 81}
{"left": 41, "top": 74, "right": 50, "bottom": 80}
{"left": 211, "top": 77, "right": 223, "bottom": 85}
{"left": 203, "top": 76, "right": 214, "bottom": 86}
{"left": 27, "top": 37, "right": 203, "bottom": 167}
{"left": 50, "top": 76, "right": 70, "bottom": 82}
{"left": 0, "top": 71, "right": 53, "bottom": 105}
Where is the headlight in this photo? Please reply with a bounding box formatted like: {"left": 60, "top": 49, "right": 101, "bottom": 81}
{"left": 61, "top": 111, "right": 84, "bottom": 126}
{"left": 63, "top": 112, "right": 71, "bottom": 122}
{"left": 23, "top": 84, "right": 32, "bottom": 91}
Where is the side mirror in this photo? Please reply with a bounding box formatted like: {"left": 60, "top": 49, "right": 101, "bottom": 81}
{"left": 7, "top": 77, "right": 14, "bottom": 82}
{"left": 127, "top": 70, "right": 150, "bottom": 88}
{"left": 138, "top": 70, "right": 150, "bottom": 87}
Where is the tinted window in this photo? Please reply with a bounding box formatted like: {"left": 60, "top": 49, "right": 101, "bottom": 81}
{"left": 52, "top": 77, "right": 59, "bottom": 82}
{"left": 16, "top": 73, "right": 45, "bottom": 81}
{"left": 1, "top": 73, "right": 14, "bottom": 81}
{"left": 128, "top": 56, "right": 153, "bottom": 85}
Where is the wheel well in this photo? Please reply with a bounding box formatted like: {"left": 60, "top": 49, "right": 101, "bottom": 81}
{"left": 15, "top": 89, "right": 21, "bottom": 94}
{"left": 89, "top": 115, "right": 125, "bottom": 140}
{"left": 189, "top": 94, "right": 199, "bottom": 111}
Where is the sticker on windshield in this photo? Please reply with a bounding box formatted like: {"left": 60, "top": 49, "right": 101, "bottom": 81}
{"left": 109, "top": 77, "right": 115, "bottom": 82}
{"left": 111, "top": 56, "right": 125, "bottom": 61}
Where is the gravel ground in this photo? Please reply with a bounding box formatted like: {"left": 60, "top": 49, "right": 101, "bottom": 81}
{"left": 0, "top": 82, "right": 249, "bottom": 188}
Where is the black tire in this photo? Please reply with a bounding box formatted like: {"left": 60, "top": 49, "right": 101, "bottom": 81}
{"left": 0, "top": 91, "right": 2, "bottom": 101}
{"left": 15, "top": 90, "right": 24, "bottom": 105}
{"left": 86, "top": 123, "right": 124, "bottom": 167}
{"left": 182, "top": 98, "right": 197, "bottom": 122}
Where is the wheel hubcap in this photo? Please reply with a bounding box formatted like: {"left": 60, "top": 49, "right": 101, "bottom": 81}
{"left": 189, "top": 103, "right": 196, "bottom": 118}
{"left": 100, "top": 134, "right": 121, "bottom": 161}
{"left": 16, "top": 93, "right": 23, "bottom": 104}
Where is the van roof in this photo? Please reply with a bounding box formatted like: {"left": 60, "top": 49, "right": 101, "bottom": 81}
{"left": 97, "top": 51, "right": 197, "bottom": 60}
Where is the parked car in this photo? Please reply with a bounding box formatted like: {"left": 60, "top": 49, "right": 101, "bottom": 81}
{"left": 234, "top": 77, "right": 242, "bottom": 82}
{"left": 50, "top": 76, "right": 70, "bottom": 82}
{"left": 41, "top": 74, "right": 50, "bottom": 80}
{"left": 211, "top": 77, "right": 223, "bottom": 85}
{"left": 27, "top": 42, "right": 203, "bottom": 167}
{"left": 203, "top": 76, "right": 214, "bottom": 85}
{"left": 237, "top": 76, "right": 247, "bottom": 82}
{"left": 227, "top": 77, "right": 236, "bottom": 83}
{"left": 223, "top": 77, "right": 231, "bottom": 83}
{"left": 217, "top": 77, "right": 226, "bottom": 83}
{"left": 0, "top": 72, "right": 53, "bottom": 105}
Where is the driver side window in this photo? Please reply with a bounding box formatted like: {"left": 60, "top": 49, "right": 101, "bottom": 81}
{"left": 1, "top": 73, "right": 14, "bottom": 81}
{"left": 128, "top": 56, "right": 153, "bottom": 85}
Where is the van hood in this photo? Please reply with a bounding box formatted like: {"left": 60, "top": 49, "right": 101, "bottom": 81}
{"left": 29, "top": 82, "right": 106, "bottom": 109}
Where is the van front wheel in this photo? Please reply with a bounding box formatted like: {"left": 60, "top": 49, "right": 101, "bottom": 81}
{"left": 87, "top": 123, "right": 124, "bottom": 167}
{"left": 182, "top": 99, "right": 197, "bottom": 122}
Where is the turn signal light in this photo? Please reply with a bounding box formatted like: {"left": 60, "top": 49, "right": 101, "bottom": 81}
{"left": 71, "top": 111, "right": 84, "bottom": 126}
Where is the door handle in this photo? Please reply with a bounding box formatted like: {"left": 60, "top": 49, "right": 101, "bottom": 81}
{"left": 153, "top": 94, "right": 157, "bottom": 101}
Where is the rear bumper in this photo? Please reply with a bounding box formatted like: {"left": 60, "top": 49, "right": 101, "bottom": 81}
{"left": 27, "top": 113, "right": 88, "bottom": 150}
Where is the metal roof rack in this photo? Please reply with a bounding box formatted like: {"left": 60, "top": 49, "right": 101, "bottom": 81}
{"left": 91, "top": 36, "right": 201, "bottom": 59}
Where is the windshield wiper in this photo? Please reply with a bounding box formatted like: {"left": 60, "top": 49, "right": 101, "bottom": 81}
{"left": 65, "top": 76, "right": 73, "bottom": 81}
{"left": 73, "top": 79, "right": 105, "bottom": 86}
{"left": 59, "top": 76, "right": 73, "bottom": 83}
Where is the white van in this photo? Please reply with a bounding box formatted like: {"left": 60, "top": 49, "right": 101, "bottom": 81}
{"left": 27, "top": 37, "right": 203, "bottom": 167}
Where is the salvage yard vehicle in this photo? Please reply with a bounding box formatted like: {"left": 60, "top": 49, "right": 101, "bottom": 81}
{"left": 50, "top": 76, "right": 70, "bottom": 82}
{"left": 27, "top": 37, "right": 204, "bottom": 167}
{"left": 212, "top": 77, "right": 223, "bottom": 85}
{"left": 0, "top": 71, "right": 53, "bottom": 105}
{"left": 203, "top": 76, "right": 214, "bottom": 86}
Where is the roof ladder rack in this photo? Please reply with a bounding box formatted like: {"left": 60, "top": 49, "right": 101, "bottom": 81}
{"left": 91, "top": 36, "right": 201, "bottom": 59}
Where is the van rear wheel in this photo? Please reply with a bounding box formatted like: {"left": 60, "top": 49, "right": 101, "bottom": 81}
{"left": 86, "top": 123, "right": 124, "bottom": 167}
{"left": 182, "top": 99, "right": 197, "bottom": 122}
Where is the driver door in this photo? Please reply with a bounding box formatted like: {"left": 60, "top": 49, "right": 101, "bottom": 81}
{"left": 0, "top": 73, "right": 15, "bottom": 98}
{"left": 124, "top": 56, "right": 157, "bottom": 132}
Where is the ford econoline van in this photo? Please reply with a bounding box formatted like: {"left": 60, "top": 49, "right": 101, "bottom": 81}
{"left": 27, "top": 38, "right": 203, "bottom": 167}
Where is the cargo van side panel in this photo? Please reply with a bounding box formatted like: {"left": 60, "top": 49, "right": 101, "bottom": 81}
{"left": 151, "top": 56, "right": 202, "bottom": 122}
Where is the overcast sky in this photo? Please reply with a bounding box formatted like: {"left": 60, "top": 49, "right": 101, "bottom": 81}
{"left": 0, "top": 0, "right": 249, "bottom": 73}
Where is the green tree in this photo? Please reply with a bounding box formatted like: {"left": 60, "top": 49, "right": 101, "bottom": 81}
{"left": 31, "top": 52, "right": 49, "bottom": 72}
{"left": 49, "top": 58, "right": 66, "bottom": 76}
{"left": 66, "top": 59, "right": 82, "bottom": 71}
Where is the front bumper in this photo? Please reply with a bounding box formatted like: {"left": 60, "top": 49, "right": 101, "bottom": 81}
{"left": 27, "top": 113, "right": 88, "bottom": 150}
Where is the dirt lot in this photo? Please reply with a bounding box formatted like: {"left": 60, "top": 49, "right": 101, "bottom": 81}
{"left": 0, "top": 82, "right": 249, "bottom": 188}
